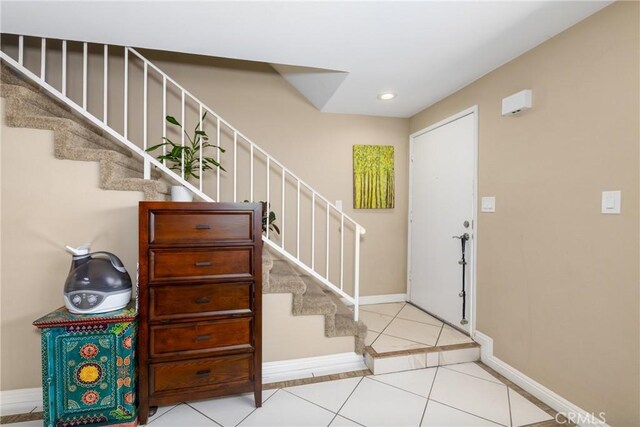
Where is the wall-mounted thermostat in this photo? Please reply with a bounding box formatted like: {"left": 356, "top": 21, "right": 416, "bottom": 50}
{"left": 502, "top": 90, "right": 532, "bottom": 116}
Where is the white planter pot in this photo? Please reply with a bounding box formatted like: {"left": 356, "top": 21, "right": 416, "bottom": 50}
{"left": 171, "top": 185, "right": 193, "bottom": 202}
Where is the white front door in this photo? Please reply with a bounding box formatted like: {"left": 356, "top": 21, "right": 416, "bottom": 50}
{"left": 409, "top": 109, "right": 476, "bottom": 331}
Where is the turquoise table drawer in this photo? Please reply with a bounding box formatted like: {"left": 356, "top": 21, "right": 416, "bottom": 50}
{"left": 34, "top": 303, "right": 137, "bottom": 427}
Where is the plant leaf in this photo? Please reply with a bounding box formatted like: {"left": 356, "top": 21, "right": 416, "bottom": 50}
{"left": 170, "top": 146, "right": 183, "bottom": 157}
{"left": 145, "top": 142, "right": 170, "bottom": 152}
{"left": 161, "top": 137, "right": 178, "bottom": 146}
{"left": 166, "top": 115, "right": 181, "bottom": 127}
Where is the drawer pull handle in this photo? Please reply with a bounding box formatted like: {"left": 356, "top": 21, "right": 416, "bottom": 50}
{"left": 195, "top": 335, "right": 212, "bottom": 341}
{"left": 194, "top": 297, "right": 210, "bottom": 304}
{"left": 195, "top": 369, "right": 211, "bottom": 377}
{"left": 195, "top": 261, "right": 212, "bottom": 267}
{"left": 195, "top": 224, "right": 211, "bottom": 230}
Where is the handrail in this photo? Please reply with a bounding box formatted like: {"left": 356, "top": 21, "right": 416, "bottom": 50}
{"left": 127, "top": 47, "right": 366, "bottom": 233}
{"left": 0, "top": 34, "right": 364, "bottom": 321}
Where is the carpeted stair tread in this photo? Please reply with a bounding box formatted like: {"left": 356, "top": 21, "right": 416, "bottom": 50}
{"left": 1, "top": 63, "right": 40, "bottom": 93}
{"left": 2, "top": 80, "right": 132, "bottom": 158}
{"left": 1, "top": 63, "right": 111, "bottom": 136}
{"left": 4, "top": 109, "right": 132, "bottom": 158}
{"left": 264, "top": 260, "right": 306, "bottom": 295}
{"left": 261, "top": 249, "right": 274, "bottom": 289}
{"left": 104, "top": 177, "right": 170, "bottom": 201}
{"left": 2, "top": 83, "right": 90, "bottom": 129}
{"left": 100, "top": 160, "right": 144, "bottom": 182}
{"left": 296, "top": 277, "right": 337, "bottom": 317}
{"left": 262, "top": 249, "right": 274, "bottom": 272}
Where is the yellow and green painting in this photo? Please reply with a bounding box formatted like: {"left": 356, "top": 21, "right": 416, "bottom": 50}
{"left": 353, "top": 145, "right": 395, "bottom": 209}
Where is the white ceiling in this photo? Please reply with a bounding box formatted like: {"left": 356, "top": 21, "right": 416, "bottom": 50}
{"left": 0, "top": 1, "right": 612, "bottom": 118}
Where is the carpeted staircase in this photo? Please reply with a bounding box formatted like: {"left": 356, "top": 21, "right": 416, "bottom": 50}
{"left": 1, "top": 62, "right": 368, "bottom": 355}
{"left": 262, "top": 251, "right": 367, "bottom": 353}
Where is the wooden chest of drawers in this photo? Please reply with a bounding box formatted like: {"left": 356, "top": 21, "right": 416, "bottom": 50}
{"left": 138, "top": 202, "right": 263, "bottom": 424}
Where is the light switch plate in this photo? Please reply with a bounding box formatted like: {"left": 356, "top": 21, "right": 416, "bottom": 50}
{"left": 601, "top": 191, "right": 621, "bottom": 214}
{"left": 481, "top": 196, "right": 496, "bottom": 212}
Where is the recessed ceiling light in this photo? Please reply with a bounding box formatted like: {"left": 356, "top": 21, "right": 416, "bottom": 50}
{"left": 377, "top": 92, "right": 396, "bottom": 101}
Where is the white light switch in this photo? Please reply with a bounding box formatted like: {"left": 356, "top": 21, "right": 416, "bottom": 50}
{"left": 481, "top": 196, "right": 496, "bottom": 213}
{"left": 335, "top": 200, "right": 343, "bottom": 211}
{"left": 601, "top": 191, "right": 621, "bottom": 214}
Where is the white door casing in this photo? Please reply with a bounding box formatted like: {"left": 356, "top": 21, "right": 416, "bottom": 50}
{"left": 408, "top": 107, "right": 478, "bottom": 333}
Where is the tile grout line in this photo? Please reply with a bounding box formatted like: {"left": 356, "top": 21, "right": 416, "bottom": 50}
{"left": 366, "top": 375, "right": 433, "bottom": 400}
{"left": 146, "top": 403, "right": 180, "bottom": 424}
{"left": 280, "top": 388, "right": 341, "bottom": 417}
{"left": 507, "top": 386, "right": 514, "bottom": 427}
{"left": 434, "top": 323, "right": 445, "bottom": 347}
{"left": 474, "top": 362, "right": 564, "bottom": 425}
{"left": 419, "top": 366, "right": 440, "bottom": 426}
{"left": 374, "top": 330, "right": 437, "bottom": 348}
{"left": 367, "top": 303, "right": 406, "bottom": 347}
{"left": 327, "top": 376, "right": 366, "bottom": 427}
{"left": 441, "top": 364, "right": 508, "bottom": 386}
{"left": 428, "top": 397, "right": 510, "bottom": 427}
{"left": 394, "top": 315, "right": 444, "bottom": 329}
{"left": 184, "top": 402, "right": 224, "bottom": 427}
{"left": 432, "top": 364, "right": 513, "bottom": 426}
{"left": 233, "top": 389, "right": 280, "bottom": 427}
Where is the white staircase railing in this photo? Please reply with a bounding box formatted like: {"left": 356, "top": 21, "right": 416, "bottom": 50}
{"left": 0, "top": 34, "right": 364, "bottom": 321}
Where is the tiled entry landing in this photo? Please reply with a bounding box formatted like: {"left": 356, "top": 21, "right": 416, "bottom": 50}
{"left": 361, "top": 302, "right": 480, "bottom": 374}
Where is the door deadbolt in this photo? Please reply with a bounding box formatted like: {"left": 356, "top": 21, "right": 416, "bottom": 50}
{"left": 463, "top": 220, "right": 470, "bottom": 228}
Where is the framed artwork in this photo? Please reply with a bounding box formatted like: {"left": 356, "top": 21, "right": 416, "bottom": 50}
{"left": 353, "top": 145, "right": 395, "bottom": 209}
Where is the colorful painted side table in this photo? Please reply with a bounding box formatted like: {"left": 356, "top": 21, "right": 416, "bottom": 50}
{"left": 33, "top": 302, "right": 137, "bottom": 427}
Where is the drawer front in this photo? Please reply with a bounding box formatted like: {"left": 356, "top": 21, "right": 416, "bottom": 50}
{"left": 150, "top": 283, "right": 252, "bottom": 320}
{"left": 150, "top": 210, "right": 255, "bottom": 245}
{"left": 150, "top": 247, "right": 253, "bottom": 282}
{"left": 150, "top": 318, "right": 252, "bottom": 357}
{"left": 150, "top": 354, "right": 252, "bottom": 394}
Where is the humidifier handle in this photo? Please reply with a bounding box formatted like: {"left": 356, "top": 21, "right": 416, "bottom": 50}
{"left": 88, "top": 251, "right": 128, "bottom": 274}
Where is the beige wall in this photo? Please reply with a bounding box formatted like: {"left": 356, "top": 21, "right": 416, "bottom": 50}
{"left": 0, "top": 99, "right": 143, "bottom": 390}
{"left": 410, "top": 3, "right": 639, "bottom": 426}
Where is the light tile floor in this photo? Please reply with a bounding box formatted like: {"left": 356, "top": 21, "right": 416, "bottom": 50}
{"left": 361, "top": 302, "right": 474, "bottom": 353}
{"left": 2, "top": 362, "right": 554, "bottom": 427}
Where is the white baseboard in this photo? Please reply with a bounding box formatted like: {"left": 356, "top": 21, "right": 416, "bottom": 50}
{"left": 473, "top": 331, "right": 609, "bottom": 427}
{"left": 0, "top": 387, "right": 42, "bottom": 406}
{"left": 263, "top": 352, "right": 366, "bottom": 384}
{"left": 359, "top": 293, "right": 407, "bottom": 305}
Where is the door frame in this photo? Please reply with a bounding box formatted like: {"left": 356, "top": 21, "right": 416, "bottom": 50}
{"left": 406, "top": 105, "right": 479, "bottom": 335}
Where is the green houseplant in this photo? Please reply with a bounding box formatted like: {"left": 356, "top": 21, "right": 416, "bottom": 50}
{"left": 244, "top": 200, "right": 280, "bottom": 235}
{"left": 146, "top": 112, "right": 225, "bottom": 201}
